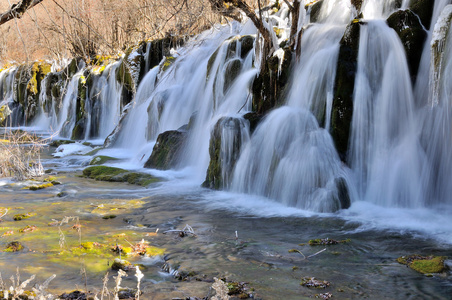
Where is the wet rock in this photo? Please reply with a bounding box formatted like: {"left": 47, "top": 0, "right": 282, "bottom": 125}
{"left": 0, "top": 105, "right": 11, "bottom": 126}
{"left": 387, "top": 9, "right": 427, "bottom": 83}
{"left": 14, "top": 62, "right": 52, "bottom": 123}
{"left": 49, "top": 140, "right": 76, "bottom": 147}
{"left": 334, "top": 177, "right": 351, "bottom": 209}
{"left": 111, "top": 258, "right": 133, "bottom": 271}
{"left": 410, "top": 0, "right": 435, "bottom": 30}
{"left": 331, "top": 20, "right": 361, "bottom": 162}
{"left": 252, "top": 47, "right": 293, "bottom": 114}
{"left": 243, "top": 112, "right": 262, "bottom": 134}
{"left": 144, "top": 130, "right": 187, "bottom": 170}
{"left": 306, "top": 0, "right": 324, "bottom": 23}
{"left": 203, "top": 117, "right": 249, "bottom": 190}
{"left": 351, "top": 0, "right": 363, "bottom": 12}
{"left": 224, "top": 59, "right": 242, "bottom": 92}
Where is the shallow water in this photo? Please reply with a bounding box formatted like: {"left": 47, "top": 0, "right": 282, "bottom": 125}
{"left": 0, "top": 147, "right": 451, "bottom": 299}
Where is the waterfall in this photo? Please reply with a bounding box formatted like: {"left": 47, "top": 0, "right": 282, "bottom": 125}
{"left": 2, "top": 0, "right": 452, "bottom": 214}
{"left": 419, "top": 4, "right": 452, "bottom": 205}
{"left": 56, "top": 72, "right": 83, "bottom": 138}
{"left": 231, "top": 107, "right": 349, "bottom": 212}
{"left": 84, "top": 62, "right": 122, "bottom": 140}
{"left": 349, "top": 20, "right": 425, "bottom": 207}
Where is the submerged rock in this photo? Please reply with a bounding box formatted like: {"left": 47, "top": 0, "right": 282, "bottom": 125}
{"left": 331, "top": 20, "right": 361, "bottom": 162}
{"left": 144, "top": 130, "right": 187, "bottom": 170}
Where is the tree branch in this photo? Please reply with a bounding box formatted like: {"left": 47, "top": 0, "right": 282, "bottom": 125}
{"left": 0, "top": 0, "right": 44, "bottom": 26}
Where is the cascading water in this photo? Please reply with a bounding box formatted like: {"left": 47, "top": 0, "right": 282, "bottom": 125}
{"left": 232, "top": 107, "right": 349, "bottom": 212}
{"left": 55, "top": 72, "right": 83, "bottom": 138}
{"left": 113, "top": 23, "right": 257, "bottom": 178}
{"left": 1, "top": 0, "right": 452, "bottom": 215}
{"left": 349, "top": 20, "right": 426, "bottom": 207}
{"left": 418, "top": 4, "right": 452, "bottom": 205}
{"left": 84, "top": 62, "right": 122, "bottom": 140}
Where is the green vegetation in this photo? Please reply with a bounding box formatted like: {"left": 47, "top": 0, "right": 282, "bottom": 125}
{"left": 397, "top": 254, "right": 447, "bottom": 274}
{"left": 83, "top": 166, "right": 161, "bottom": 186}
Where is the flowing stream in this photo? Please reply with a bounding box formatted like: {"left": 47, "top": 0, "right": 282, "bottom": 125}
{"left": 1, "top": 0, "right": 452, "bottom": 298}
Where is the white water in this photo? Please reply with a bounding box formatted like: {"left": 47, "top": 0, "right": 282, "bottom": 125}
{"left": 84, "top": 62, "right": 122, "bottom": 139}
{"left": 349, "top": 20, "right": 426, "bottom": 207}
{"left": 1, "top": 0, "right": 452, "bottom": 245}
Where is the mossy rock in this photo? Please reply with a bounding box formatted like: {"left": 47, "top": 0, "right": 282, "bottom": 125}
{"left": 49, "top": 139, "right": 76, "bottom": 147}
{"left": 410, "top": 0, "right": 435, "bottom": 30}
{"left": 83, "top": 166, "right": 128, "bottom": 181}
{"left": 239, "top": 35, "right": 255, "bottom": 59}
{"left": 203, "top": 117, "right": 248, "bottom": 190}
{"left": 144, "top": 130, "right": 187, "bottom": 170}
{"left": 102, "top": 214, "right": 117, "bottom": 219}
{"left": 13, "top": 213, "right": 36, "bottom": 221}
{"left": 243, "top": 112, "right": 262, "bottom": 134}
{"left": 331, "top": 20, "right": 361, "bottom": 162}
{"left": 334, "top": 177, "right": 351, "bottom": 209}
{"left": 350, "top": 0, "right": 363, "bottom": 11}
{"left": 4, "top": 241, "right": 24, "bottom": 252}
{"left": 252, "top": 47, "right": 293, "bottom": 114}
{"left": 387, "top": 9, "right": 427, "bottom": 83}
{"left": 224, "top": 59, "right": 242, "bottom": 92}
{"left": 28, "top": 182, "right": 54, "bottom": 191}
{"left": 161, "top": 56, "right": 176, "bottom": 72}
{"left": 111, "top": 258, "right": 133, "bottom": 271}
{"left": 89, "top": 155, "right": 119, "bottom": 165}
{"left": 83, "top": 166, "right": 161, "bottom": 186}
{"left": 306, "top": 0, "right": 324, "bottom": 23}
{"left": 0, "top": 105, "right": 11, "bottom": 126}
{"left": 397, "top": 254, "right": 447, "bottom": 274}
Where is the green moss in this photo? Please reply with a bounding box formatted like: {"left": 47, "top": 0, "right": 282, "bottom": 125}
{"left": 0, "top": 105, "right": 11, "bottom": 126}
{"left": 145, "top": 246, "right": 165, "bottom": 257}
{"left": 83, "top": 166, "right": 161, "bottom": 186}
{"left": 162, "top": 56, "right": 176, "bottom": 72}
{"left": 19, "top": 225, "right": 37, "bottom": 233}
{"left": 397, "top": 254, "right": 447, "bottom": 274}
{"left": 13, "top": 213, "right": 36, "bottom": 221}
{"left": 89, "top": 156, "right": 119, "bottom": 165}
{"left": 83, "top": 166, "right": 127, "bottom": 181}
{"left": 4, "top": 241, "right": 23, "bottom": 252}
{"left": 144, "top": 130, "right": 187, "bottom": 170}
{"left": 28, "top": 182, "right": 54, "bottom": 191}
{"left": 308, "top": 238, "right": 350, "bottom": 246}
{"left": 111, "top": 258, "right": 132, "bottom": 271}
{"left": 49, "top": 140, "right": 76, "bottom": 147}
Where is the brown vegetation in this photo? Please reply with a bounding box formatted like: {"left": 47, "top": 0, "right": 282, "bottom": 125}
{"left": 0, "top": 0, "right": 263, "bottom": 64}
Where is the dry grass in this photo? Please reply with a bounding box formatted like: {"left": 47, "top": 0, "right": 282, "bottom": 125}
{"left": 0, "top": 128, "right": 45, "bottom": 180}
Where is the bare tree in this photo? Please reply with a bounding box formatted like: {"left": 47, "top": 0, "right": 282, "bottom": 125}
{"left": 0, "top": 0, "right": 44, "bottom": 26}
